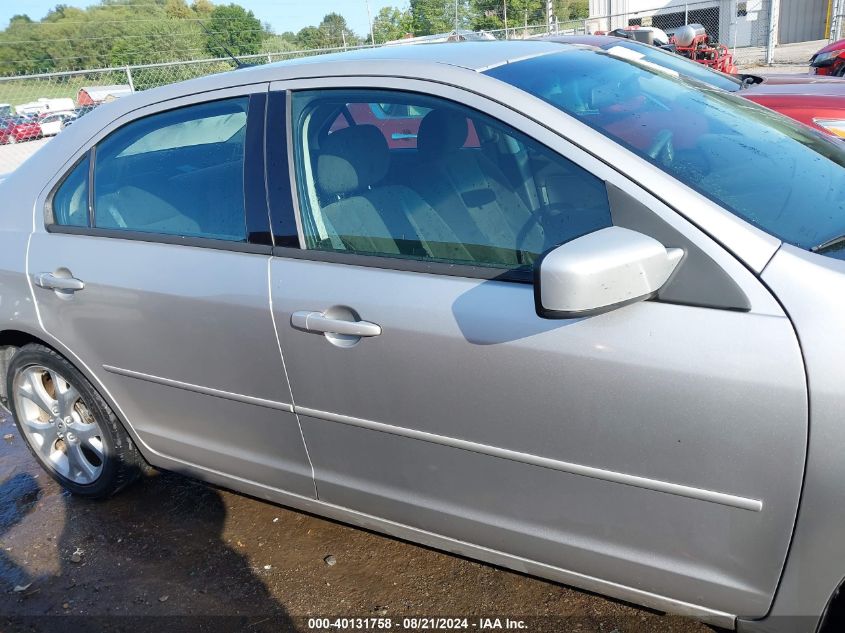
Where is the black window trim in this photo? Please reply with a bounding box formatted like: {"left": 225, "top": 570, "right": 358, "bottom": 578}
{"left": 87, "top": 145, "right": 96, "bottom": 227}
{"left": 244, "top": 92, "right": 273, "bottom": 246}
{"left": 265, "top": 90, "right": 302, "bottom": 248}
{"left": 272, "top": 246, "right": 533, "bottom": 283}
{"left": 43, "top": 149, "right": 91, "bottom": 228}
{"left": 44, "top": 224, "right": 273, "bottom": 254}
{"left": 45, "top": 93, "right": 273, "bottom": 256}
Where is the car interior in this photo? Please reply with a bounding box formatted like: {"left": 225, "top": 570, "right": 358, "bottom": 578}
{"left": 293, "top": 91, "right": 612, "bottom": 270}
{"left": 91, "top": 99, "right": 249, "bottom": 241}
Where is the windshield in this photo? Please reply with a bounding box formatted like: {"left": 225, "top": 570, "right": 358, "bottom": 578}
{"left": 486, "top": 50, "right": 845, "bottom": 256}
{"left": 598, "top": 39, "right": 743, "bottom": 92}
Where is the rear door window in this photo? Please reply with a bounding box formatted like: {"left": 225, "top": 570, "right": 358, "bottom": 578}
{"left": 92, "top": 98, "right": 249, "bottom": 241}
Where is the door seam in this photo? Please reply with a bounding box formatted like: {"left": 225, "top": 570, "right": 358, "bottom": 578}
{"left": 267, "top": 256, "right": 319, "bottom": 499}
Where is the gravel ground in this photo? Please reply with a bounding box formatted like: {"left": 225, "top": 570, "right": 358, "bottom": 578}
{"left": 0, "top": 409, "right": 716, "bottom": 633}
{"left": 0, "top": 137, "right": 50, "bottom": 177}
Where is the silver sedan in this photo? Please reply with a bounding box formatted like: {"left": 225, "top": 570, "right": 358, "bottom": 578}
{"left": 0, "top": 41, "right": 843, "bottom": 633}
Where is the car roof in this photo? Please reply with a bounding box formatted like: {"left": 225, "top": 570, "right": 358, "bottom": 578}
{"left": 253, "top": 40, "right": 567, "bottom": 73}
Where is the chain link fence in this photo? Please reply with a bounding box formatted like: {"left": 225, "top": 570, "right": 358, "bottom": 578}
{"left": 0, "top": 44, "right": 379, "bottom": 174}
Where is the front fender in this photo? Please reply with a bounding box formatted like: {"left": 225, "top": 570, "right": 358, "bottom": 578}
{"left": 739, "top": 245, "right": 845, "bottom": 633}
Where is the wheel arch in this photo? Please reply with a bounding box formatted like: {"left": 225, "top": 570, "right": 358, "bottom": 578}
{"left": 818, "top": 576, "right": 845, "bottom": 633}
{"left": 0, "top": 329, "right": 46, "bottom": 409}
{"left": 0, "top": 328, "right": 154, "bottom": 466}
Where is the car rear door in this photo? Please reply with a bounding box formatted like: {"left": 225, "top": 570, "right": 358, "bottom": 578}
{"left": 265, "top": 79, "right": 807, "bottom": 620}
{"left": 27, "top": 85, "right": 314, "bottom": 498}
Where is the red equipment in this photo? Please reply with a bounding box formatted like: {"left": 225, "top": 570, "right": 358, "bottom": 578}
{"left": 670, "top": 23, "right": 737, "bottom": 75}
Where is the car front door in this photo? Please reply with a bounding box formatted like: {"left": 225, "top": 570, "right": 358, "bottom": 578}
{"left": 267, "top": 81, "right": 807, "bottom": 618}
{"left": 28, "top": 86, "right": 314, "bottom": 498}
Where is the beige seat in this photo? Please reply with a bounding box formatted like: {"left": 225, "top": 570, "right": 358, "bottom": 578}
{"left": 96, "top": 186, "right": 201, "bottom": 235}
{"left": 412, "top": 109, "right": 546, "bottom": 265}
{"left": 315, "top": 124, "right": 473, "bottom": 262}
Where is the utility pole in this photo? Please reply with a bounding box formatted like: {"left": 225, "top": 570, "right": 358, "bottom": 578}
{"left": 831, "top": 0, "right": 844, "bottom": 41}
{"left": 503, "top": 0, "right": 508, "bottom": 39}
{"left": 455, "top": 0, "right": 459, "bottom": 33}
{"left": 365, "top": 0, "right": 375, "bottom": 46}
{"left": 766, "top": 0, "right": 780, "bottom": 65}
{"left": 546, "top": 0, "right": 554, "bottom": 34}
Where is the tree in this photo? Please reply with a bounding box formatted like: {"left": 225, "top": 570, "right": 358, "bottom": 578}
{"left": 205, "top": 4, "right": 264, "bottom": 57}
{"left": 164, "top": 0, "right": 192, "bottom": 19}
{"left": 318, "top": 12, "right": 353, "bottom": 48}
{"left": 468, "top": 0, "right": 586, "bottom": 32}
{"left": 410, "top": 0, "right": 470, "bottom": 35}
{"left": 295, "top": 26, "right": 325, "bottom": 50}
{"left": 469, "top": 1, "right": 504, "bottom": 31}
{"left": 191, "top": 0, "right": 213, "bottom": 15}
{"left": 373, "top": 6, "right": 413, "bottom": 43}
{"left": 111, "top": 20, "right": 204, "bottom": 65}
{"left": 554, "top": 0, "right": 589, "bottom": 20}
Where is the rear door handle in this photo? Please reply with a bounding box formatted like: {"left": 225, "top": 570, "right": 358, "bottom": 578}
{"left": 291, "top": 311, "right": 381, "bottom": 337}
{"left": 34, "top": 272, "right": 85, "bottom": 292}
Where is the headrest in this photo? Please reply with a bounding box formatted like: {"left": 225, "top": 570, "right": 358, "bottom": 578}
{"left": 417, "top": 109, "right": 469, "bottom": 159}
{"left": 317, "top": 124, "right": 389, "bottom": 196}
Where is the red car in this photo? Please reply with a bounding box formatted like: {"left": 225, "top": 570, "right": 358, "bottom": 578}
{"left": 810, "top": 39, "right": 845, "bottom": 77}
{"left": 0, "top": 117, "right": 42, "bottom": 144}
{"left": 329, "top": 102, "right": 480, "bottom": 149}
{"left": 549, "top": 35, "right": 845, "bottom": 138}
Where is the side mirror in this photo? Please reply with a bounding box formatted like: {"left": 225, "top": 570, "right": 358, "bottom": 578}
{"left": 535, "top": 226, "right": 684, "bottom": 319}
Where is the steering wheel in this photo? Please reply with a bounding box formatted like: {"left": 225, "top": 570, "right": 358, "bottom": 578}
{"left": 514, "top": 202, "right": 575, "bottom": 265}
{"left": 647, "top": 129, "right": 675, "bottom": 164}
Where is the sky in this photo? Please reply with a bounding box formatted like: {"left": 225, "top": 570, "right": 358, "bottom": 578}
{"left": 0, "top": 0, "right": 401, "bottom": 37}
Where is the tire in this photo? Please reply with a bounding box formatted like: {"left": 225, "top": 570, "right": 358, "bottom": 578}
{"left": 837, "top": 64, "right": 845, "bottom": 78}
{"left": 6, "top": 344, "right": 145, "bottom": 498}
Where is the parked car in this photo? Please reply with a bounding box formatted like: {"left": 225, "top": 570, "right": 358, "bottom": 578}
{"left": 2, "top": 41, "right": 845, "bottom": 633}
{"left": 810, "top": 38, "right": 845, "bottom": 77}
{"left": 38, "top": 111, "right": 77, "bottom": 137}
{"left": 550, "top": 35, "right": 845, "bottom": 137}
{"left": 0, "top": 116, "right": 41, "bottom": 144}
{"left": 331, "top": 102, "right": 480, "bottom": 149}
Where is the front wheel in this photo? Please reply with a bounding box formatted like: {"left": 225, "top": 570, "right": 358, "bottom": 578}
{"left": 7, "top": 344, "right": 146, "bottom": 498}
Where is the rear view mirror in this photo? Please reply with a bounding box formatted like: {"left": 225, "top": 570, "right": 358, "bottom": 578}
{"left": 535, "top": 226, "right": 684, "bottom": 319}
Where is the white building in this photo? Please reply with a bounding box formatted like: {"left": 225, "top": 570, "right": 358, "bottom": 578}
{"left": 588, "top": 0, "right": 831, "bottom": 47}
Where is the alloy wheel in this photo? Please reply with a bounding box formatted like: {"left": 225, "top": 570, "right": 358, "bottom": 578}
{"left": 13, "top": 365, "right": 104, "bottom": 485}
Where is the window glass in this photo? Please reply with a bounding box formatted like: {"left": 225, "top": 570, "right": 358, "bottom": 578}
{"left": 93, "top": 98, "right": 248, "bottom": 241}
{"left": 327, "top": 101, "right": 480, "bottom": 150}
{"left": 599, "top": 39, "right": 743, "bottom": 92}
{"left": 291, "top": 90, "right": 611, "bottom": 270}
{"left": 52, "top": 154, "right": 89, "bottom": 227}
{"left": 486, "top": 50, "right": 845, "bottom": 256}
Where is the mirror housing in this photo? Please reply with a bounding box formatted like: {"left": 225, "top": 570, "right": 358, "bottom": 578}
{"left": 535, "top": 226, "right": 684, "bottom": 319}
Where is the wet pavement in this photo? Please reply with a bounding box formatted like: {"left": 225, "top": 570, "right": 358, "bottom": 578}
{"left": 0, "top": 409, "right": 714, "bottom": 633}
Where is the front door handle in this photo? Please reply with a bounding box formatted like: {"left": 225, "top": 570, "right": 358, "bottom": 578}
{"left": 291, "top": 311, "right": 381, "bottom": 337}
{"left": 34, "top": 272, "right": 85, "bottom": 292}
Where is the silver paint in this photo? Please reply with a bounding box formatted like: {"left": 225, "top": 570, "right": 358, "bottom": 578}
{"left": 295, "top": 405, "right": 762, "bottom": 511}
{"left": 537, "top": 226, "right": 684, "bottom": 315}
